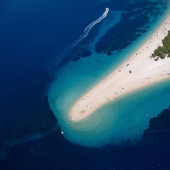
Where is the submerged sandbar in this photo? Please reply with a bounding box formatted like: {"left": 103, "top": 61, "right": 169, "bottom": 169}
{"left": 70, "top": 15, "right": 170, "bottom": 121}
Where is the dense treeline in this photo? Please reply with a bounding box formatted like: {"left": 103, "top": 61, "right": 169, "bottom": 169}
{"left": 152, "top": 30, "right": 170, "bottom": 60}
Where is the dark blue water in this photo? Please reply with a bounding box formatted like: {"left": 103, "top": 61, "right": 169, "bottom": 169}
{"left": 1, "top": 0, "right": 170, "bottom": 169}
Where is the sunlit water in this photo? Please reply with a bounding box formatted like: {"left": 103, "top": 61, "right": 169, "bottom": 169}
{"left": 48, "top": 2, "right": 170, "bottom": 147}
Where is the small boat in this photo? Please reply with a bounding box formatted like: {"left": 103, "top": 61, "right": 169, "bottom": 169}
{"left": 109, "top": 98, "right": 114, "bottom": 101}
{"left": 61, "top": 131, "right": 64, "bottom": 135}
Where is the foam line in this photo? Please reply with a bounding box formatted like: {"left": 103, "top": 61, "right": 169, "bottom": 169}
{"left": 55, "top": 8, "right": 109, "bottom": 68}
{"left": 81, "top": 7, "right": 109, "bottom": 43}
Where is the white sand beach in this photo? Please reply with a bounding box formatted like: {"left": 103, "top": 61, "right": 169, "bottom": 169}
{"left": 70, "top": 15, "right": 170, "bottom": 122}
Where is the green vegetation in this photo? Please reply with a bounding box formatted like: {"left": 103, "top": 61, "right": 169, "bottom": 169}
{"left": 152, "top": 30, "right": 170, "bottom": 59}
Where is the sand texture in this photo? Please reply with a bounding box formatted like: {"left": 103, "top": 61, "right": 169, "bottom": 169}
{"left": 70, "top": 15, "right": 170, "bottom": 121}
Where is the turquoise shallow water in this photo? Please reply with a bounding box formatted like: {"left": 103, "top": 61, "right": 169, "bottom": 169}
{"left": 48, "top": 4, "right": 170, "bottom": 147}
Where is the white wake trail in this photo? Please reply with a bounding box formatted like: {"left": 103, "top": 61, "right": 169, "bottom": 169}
{"left": 55, "top": 8, "right": 109, "bottom": 68}
{"left": 77, "top": 7, "right": 109, "bottom": 44}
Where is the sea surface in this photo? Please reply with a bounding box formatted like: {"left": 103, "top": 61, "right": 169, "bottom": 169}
{"left": 1, "top": 0, "right": 170, "bottom": 169}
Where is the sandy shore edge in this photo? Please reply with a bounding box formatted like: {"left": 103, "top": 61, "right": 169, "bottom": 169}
{"left": 70, "top": 12, "right": 170, "bottom": 122}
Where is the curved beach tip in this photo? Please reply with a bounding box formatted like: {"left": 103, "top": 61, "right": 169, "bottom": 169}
{"left": 106, "top": 7, "right": 109, "bottom": 12}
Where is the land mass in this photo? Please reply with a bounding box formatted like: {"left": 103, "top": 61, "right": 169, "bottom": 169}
{"left": 70, "top": 15, "right": 170, "bottom": 122}
{"left": 152, "top": 30, "right": 170, "bottom": 60}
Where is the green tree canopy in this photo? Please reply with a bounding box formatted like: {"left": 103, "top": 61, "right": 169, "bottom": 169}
{"left": 153, "top": 30, "right": 170, "bottom": 60}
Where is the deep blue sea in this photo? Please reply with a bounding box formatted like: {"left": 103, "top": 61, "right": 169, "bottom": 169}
{"left": 1, "top": 0, "right": 170, "bottom": 169}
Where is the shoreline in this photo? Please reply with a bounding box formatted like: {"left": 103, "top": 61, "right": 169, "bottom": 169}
{"left": 70, "top": 13, "right": 170, "bottom": 122}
